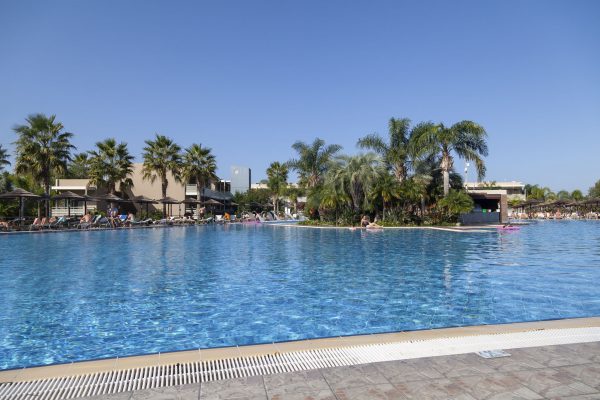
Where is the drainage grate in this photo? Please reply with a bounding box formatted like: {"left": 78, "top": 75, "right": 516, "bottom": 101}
{"left": 1, "top": 327, "right": 599, "bottom": 400}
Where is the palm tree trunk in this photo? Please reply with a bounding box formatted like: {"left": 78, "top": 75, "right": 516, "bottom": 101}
{"left": 162, "top": 179, "right": 167, "bottom": 217}
{"left": 394, "top": 164, "right": 406, "bottom": 183}
{"left": 443, "top": 170, "right": 450, "bottom": 196}
{"left": 441, "top": 152, "right": 452, "bottom": 196}
{"left": 382, "top": 199, "right": 385, "bottom": 220}
{"left": 196, "top": 180, "right": 202, "bottom": 218}
{"left": 44, "top": 178, "right": 50, "bottom": 217}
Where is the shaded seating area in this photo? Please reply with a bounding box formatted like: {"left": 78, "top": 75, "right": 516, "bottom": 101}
{"left": 0, "top": 186, "right": 244, "bottom": 232}
{"left": 511, "top": 198, "right": 600, "bottom": 220}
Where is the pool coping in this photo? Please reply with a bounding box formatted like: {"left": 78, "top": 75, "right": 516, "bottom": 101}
{"left": 2, "top": 316, "right": 599, "bottom": 384}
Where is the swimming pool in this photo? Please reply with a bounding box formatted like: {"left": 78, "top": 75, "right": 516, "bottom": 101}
{"left": 1, "top": 221, "right": 600, "bottom": 370}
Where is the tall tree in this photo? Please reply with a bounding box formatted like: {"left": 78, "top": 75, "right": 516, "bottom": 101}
{"left": 571, "top": 189, "right": 584, "bottom": 201}
{"left": 326, "top": 153, "right": 381, "bottom": 213}
{"left": 88, "top": 138, "right": 134, "bottom": 195}
{"left": 288, "top": 138, "right": 342, "bottom": 188}
{"left": 589, "top": 180, "right": 600, "bottom": 198}
{"left": 411, "top": 120, "right": 488, "bottom": 196}
{"left": 180, "top": 144, "right": 217, "bottom": 216}
{"left": 357, "top": 117, "right": 412, "bottom": 183}
{"left": 525, "top": 184, "right": 555, "bottom": 201}
{"left": 13, "top": 113, "right": 75, "bottom": 216}
{"left": 142, "top": 134, "right": 181, "bottom": 215}
{"left": 266, "top": 161, "right": 288, "bottom": 214}
{"left": 0, "top": 144, "right": 10, "bottom": 172}
{"left": 68, "top": 152, "right": 91, "bottom": 178}
{"left": 370, "top": 172, "right": 401, "bottom": 220}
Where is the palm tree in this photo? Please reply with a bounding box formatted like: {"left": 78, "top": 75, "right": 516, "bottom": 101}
{"left": 319, "top": 175, "right": 351, "bottom": 222}
{"left": 589, "top": 180, "right": 600, "bottom": 198}
{"left": 180, "top": 144, "right": 217, "bottom": 216}
{"left": 142, "top": 134, "right": 181, "bottom": 216}
{"left": 525, "top": 184, "right": 555, "bottom": 201}
{"left": 357, "top": 117, "right": 412, "bottom": 183}
{"left": 0, "top": 144, "right": 10, "bottom": 172}
{"left": 288, "top": 138, "right": 342, "bottom": 188}
{"left": 370, "top": 172, "right": 400, "bottom": 220}
{"left": 68, "top": 152, "right": 90, "bottom": 178}
{"left": 266, "top": 161, "right": 288, "bottom": 214}
{"left": 411, "top": 120, "right": 488, "bottom": 196}
{"left": 88, "top": 138, "right": 134, "bottom": 195}
{"left": 571, "top": 189, "right": 584, "bottom": 201}
{"left": 13, "top": 113, "right": 75, "bottom": 216}
{"left": 329, "top": 153, "right": 381, "bottom": 212}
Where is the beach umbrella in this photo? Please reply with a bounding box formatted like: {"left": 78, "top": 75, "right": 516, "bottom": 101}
{"left": 96, "top": 193, "right": 125, "bottom": 202}
{"left": 0, "top": 188, "right": 40, "bottom": 222}
{"left": 202, "top": 198, "right": 223, "bottom": 214}
{"left": 52, "top": 191, "right": 84, "bottom": 217}
{"left": 158, "top": 197, "right": 181, "bottom": 217}
{"left": 133, "top": 195, "right": 158, "bottom": 216}
{"left": 203, "top": 199, "right": 222, "bottom": 205}
{"left": 81, "top": 195, "right": 100, "bottom": 215}
{"left": 182, "top": 198, "right": 203, "bottom": 216}
{"left": 94, "top": 193, "right": 132, "bottom": 215}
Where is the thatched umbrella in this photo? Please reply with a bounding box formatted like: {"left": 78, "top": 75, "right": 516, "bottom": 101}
{"left": 0, "top": 188, "right": 40, "bottom": 222}
{"left": 94, "top": 193, "right": 132, "bottom": 216}
{"left": 52, "top": 191, "right": 84, "bottom": 217}
{"left": 133, "top": 195, "right": 158, "bottom": 216}
{"left": 182, "top": 198, "right": 202, "bottom": 217}
{"left": 203, "top": 198, "right": 222, "bottom": 214}
{"left": 81, "top": 195, "right": 99, "bottom": 215}
{"left": 158, "top": 196, "right": 181, "bottom": 217}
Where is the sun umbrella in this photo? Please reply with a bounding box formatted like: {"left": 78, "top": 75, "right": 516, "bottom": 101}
{"left": 182, "top": 198, "right": 203, "bottom": 216}
{"left": 94, "top": 193, "right": 132, "bottom": 216}
{"left": 133, "top": 195, "right": 158, "bottom": 216}
{"left": 158, "top": 197, "right": 181, "bottom": 217}
{"left": 81, "top": 195, "right": 99, "bottom": 215}
{"left": 0, "top": 188, "right": 40, "bottom": 222}
{"left": 52, "top": 191, "right": 84, "bottom": 217}
{"left": 182, "top": 198, "right": 202, "bottom": 204}
{"left": 96, "top": 193, "right": 125, "bottom": 202}
{"left": 203, "top": 199, "right": 222, "bottom": 205}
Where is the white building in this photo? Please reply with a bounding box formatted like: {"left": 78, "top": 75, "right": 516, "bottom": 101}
{"left": 465, "top": 181, "right": 526, "bottom": 201}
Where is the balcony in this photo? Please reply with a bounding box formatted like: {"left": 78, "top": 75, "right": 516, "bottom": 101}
{"left": 51, "top": 205, "right": 97, "bottom": 217}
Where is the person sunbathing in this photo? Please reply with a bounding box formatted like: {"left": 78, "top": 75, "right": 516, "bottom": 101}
{"left": 360, "top": 215, "right": 370, "bottom": 227}
{"left": 80, "top": 213, "right": 92, "bottom": 224}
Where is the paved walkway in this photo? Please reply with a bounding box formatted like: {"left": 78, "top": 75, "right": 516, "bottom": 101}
{"left": 84, "top": 341, "right": 600, "bottom": 400}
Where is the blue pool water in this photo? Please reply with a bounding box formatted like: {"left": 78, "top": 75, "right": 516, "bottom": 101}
{"left": 1, "top": 221, "right": 600, "bottom": 370}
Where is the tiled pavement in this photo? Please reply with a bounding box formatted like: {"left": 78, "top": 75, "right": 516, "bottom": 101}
{"left": 83, "top": 341, "right": 600, "bottom": 400}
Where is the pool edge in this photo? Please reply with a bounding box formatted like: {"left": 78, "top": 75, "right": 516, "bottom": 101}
{"left": 2, "top": 316, "right": 599, "bottom": 384}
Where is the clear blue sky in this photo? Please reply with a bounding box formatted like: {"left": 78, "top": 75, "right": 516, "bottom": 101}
{"left": 1, "top": 0, "right": 599, "bottom": 191}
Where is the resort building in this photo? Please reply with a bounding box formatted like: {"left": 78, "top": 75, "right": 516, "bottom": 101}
{"left": 51, "top": 163, "right": 234, "bottom": 216}
{"left": 465, "top": 181, "right": 526, "bottom": 201}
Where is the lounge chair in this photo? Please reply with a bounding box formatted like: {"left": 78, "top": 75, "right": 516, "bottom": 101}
{"left": 130, "top": 218, "right": 153, "bottom": 226}
{"left": 94, "top": 216, "right": 111, "bottom": 228}
{"left": 77, "top": 215, "right": 98, "bottom": 229}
